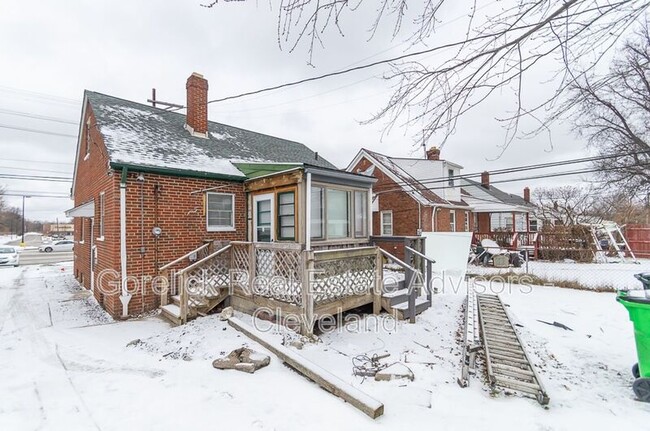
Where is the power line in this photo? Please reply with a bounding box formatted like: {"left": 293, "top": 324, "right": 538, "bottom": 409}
{"left": 0, "top": 108, "right": 78, "bottom": 125}
{"left": 0, "top": 173, "right": 72, "bottom": 182}
{"left": 374, "top": 160, "right": 650, "bottom": 196}
{"left": 0, "top": 165, "right": 72, "bottom": 175}
{"left": 0, "top": 158, "right": 73, "bottom": 166}
{"left": 3, "top": 193, "right": 71, "bottom": 199}
{"left": 0, "top": 123, "right": 77, "bottom": 138}
{"left": 372, "top": 150, "right": 650, "bottom": 191}
{"left": 0, "top": 85, "right": 80, "bottom": 105}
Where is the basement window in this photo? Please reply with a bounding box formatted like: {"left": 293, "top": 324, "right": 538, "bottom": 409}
{"left": 207, "top": 192, "right": 235, "bottom": 231}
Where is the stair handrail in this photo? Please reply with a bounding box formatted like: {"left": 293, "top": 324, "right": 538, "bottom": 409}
{"left": 177, "top": 244, "right": 232, "bottom": 276}
{"left": 380, "top": 249, "right": 422, "bottom": 323}
{"left": 159, "top": 242, "right": 211, "bottom": 272}
{"left": 405, "top": 245, "right": 435, "bottom": 305}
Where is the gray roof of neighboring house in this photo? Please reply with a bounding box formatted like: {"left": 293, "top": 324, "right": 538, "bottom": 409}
{"left": 86, "top": 91, "right": 335, "bottom": 179}
{"left": 462, "top": 178, "right": 534, "bottom": 208}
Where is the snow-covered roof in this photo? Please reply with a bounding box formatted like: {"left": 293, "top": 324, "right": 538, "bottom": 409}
{"left": 86, "top": 91, "right": 335, "bottom": 179}
{"left": 461, "top": 178, "right": 534, "bottom": 213}
{"left": 349, "top": 149, "right": 469, "bottom": 208}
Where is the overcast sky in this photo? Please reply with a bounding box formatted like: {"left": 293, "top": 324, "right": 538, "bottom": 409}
{"left": 0, "top": 0, "right": 608, "bottom": 222}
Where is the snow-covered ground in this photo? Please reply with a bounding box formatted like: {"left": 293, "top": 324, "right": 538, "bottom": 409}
{"left": 1, "top": 263, "right": 649, "bottom": 430}
{"left": 468, "top": 259, "right": 650, "bottom": 290}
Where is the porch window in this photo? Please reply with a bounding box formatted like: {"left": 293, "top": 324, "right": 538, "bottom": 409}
{"left": 207, "top": 192, "right": 235, "bottom": 231}
{"left": 450, "top": 210, "right": 456, "bottom": 232}
{"left": 354, "top": 191, "right": 368, "bottom": 238}
{"left": 529, "top": 219, "right": 538, "bottom": 232}
{"left": 310, "top": 187, "right": 324, "bottom": 239}
{"left": 277, "top": 191, "right": 295, "bottom": 240}
{"left": 381, "top": 211, "right": 393, "bottom": 236}
{"left": 326, "top": 189, "right": 350, "bottom": 239}
{"left": 490, "top": 213, "right": 513, "bottom": 231}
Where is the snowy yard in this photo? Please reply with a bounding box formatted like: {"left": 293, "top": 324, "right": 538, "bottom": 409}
{"left": 468, "top": 259, "right": 650, "bottom": 291}
{"left": 1, "top": 263, "right": 649, "bottom": 430}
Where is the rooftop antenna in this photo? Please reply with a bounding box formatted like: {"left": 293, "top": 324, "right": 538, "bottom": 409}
{"left": 147, "top": 88, "right": 184, "bottom": 110}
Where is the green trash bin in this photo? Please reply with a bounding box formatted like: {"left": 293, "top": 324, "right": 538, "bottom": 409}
{"left": 617, "top": 289, "right": 650, "bottom": 402}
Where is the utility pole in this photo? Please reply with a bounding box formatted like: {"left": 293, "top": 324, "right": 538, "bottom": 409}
{"left": 20, "top": 195, "right": 30, "bottom": 247}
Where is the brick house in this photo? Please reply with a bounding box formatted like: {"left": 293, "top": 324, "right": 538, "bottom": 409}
{"left": 66, "top": 73, "right": 375, "bottom": 322}
{"left": 346, "top": 147, "right": 474, "bottom": 237}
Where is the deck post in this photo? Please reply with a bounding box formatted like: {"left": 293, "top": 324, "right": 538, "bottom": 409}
{"left": 160, "top": 269, "right": 169, "bottom": 306}
{"left": 373, "top": 248, "right": 383, "bottom": 315}
{"left": 180, "top": 272, "right": 188, "bottom": 324}
{"left": 249, "top": 242, "right": 256, "bottom": 294}
{"left": 301, "top": 249, "right": 315, "bottom": 336}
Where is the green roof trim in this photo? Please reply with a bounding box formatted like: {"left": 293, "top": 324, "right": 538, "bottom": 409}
{"left": 110, "top": 162, "right": 247, "bottom": 182}
{"left": 233, "top": 162, "right": 303, "bottom": 179}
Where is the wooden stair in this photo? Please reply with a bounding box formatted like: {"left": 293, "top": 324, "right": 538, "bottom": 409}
{"left": 160, "top": 287, "right": 230, "bottom": 325}
{"left": 380, "top": 281, "right": 431, "bottom": 320}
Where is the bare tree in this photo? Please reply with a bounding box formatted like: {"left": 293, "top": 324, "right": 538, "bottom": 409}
{"left": 534, "top": 185, "right": 601, "bottom": 225}
{"left": 564, "top": 27, "right": 650, "bottom": 194}
{"left": 593, "top": 190, "right": 650, "bottom": 224}
{"left": 204, "top": 1, "right": 650, "bottom": 150}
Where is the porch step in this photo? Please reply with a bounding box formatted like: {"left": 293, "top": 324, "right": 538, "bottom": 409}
{"left": 382, "top": 288, "right": 409, "bottom": 306}
{"left": 160, "top": 304, "right": 182, "bottom": 325}
{"left": 383, "top": 297, "right": 430, "bottom": 320}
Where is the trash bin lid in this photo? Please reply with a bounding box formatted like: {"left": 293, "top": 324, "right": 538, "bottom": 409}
{"left": 618, "top": 290, "right": 650, "bottom": 305}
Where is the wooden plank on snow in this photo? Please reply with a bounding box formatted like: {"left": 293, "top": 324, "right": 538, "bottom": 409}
{"left": 227, "top": 317, "right": 384, "bottom": 419}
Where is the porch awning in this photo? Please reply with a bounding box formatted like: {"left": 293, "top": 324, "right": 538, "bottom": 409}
{"left": 65, "top": 200, "right": 94, "bottom": 218}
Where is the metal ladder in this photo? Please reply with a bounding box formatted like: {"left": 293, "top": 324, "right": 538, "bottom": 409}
{"left": 476, "top": 293, "right": 550, "bottom": 405}
{"left": 604, "top": 222, "right": 638, "bottom": 263}
{"left": 458, "top": 285, "right": 481, "bottom": 387}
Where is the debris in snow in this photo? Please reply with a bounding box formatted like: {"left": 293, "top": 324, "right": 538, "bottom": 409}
{"left": 352, "top": 353, "right": 391, "bottom": 378}
{"left": 537, "top": 320, "right": 574, "bottom": 331}
{"left": 126, "top": 338, "right": 141, "bottom": 347}
{"left": 289, "top": 339, "right": 304, "bottom": 350}
{"left": 374, "top": 363, "right": 415, "bottom": 382}
{"left": 219, "top": 306, "right": 234, "bottom": 321}
{"left": 212, "top": 347, "right": 270, "bottom": 374}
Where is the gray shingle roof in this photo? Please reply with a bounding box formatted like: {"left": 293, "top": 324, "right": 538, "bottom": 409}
{"left": 86, "top": 91, "right": 335, "bottom": 179}
{"left": 462, "top": 178, "right": 533, "bottom": 207}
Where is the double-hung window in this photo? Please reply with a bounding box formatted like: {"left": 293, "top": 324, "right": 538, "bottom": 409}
{"left": 381, "top": 211, "right": 393, "bottom": 236}
{"left": 277, "top": 191, "right": 295, "bottom": 240}
{"left": 206, "top": 193, "right": 235, "bottom": 231}
{"left": 449, "top": 210, "right": 456, "bottom": 232}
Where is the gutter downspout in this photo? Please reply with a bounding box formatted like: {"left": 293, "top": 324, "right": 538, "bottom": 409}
{"left": 119, "top": 168, "right": 132, "bottom": 317}
{"left": 305, "top": 172, "right": 312, "bottom": 251}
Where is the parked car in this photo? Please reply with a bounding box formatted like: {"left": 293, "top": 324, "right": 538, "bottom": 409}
{"left": 0, "top": 247, "right": 20, "bottom": 267}
{"left": 39, "top": 240, "right": 74, "bottom": 253}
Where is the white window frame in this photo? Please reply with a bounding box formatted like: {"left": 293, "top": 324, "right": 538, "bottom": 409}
{"left": 464, "top": 211, "right": 470, "bottom": 232}
{"left": 450, "top": 210, "right": 456, "bottom": 232}
{"left": 206, "top": 192, "right": 236, "bottom": 232}
{"left": 381, "top": 210, "right": 393, "bottom": 236}
{"left": 79, "top": 218, "right": 85, "bottom": 244}
{"left": 97, "top": 192, "right": 105, "bottom": 241}
{"left": 448, "top": 169, "right": 455, "bottom": 187}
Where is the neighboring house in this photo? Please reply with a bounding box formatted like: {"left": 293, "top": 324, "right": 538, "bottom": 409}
{"left": 66, "top": 73, "right": 376, "bottom": 322}
{"left": 346, "top": 147, "right": 473, "bottom": 237}
{"left": 43, "top": 223, "right": 74, "bottom": 237}
{"left": 460, "top": 172, "right": 536, "bottom": 233}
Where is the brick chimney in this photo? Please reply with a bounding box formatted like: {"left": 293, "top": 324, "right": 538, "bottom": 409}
{"left": 523, "top": 187, "right": 530, "bottom": 203}
{"left": 185, "top": 72, "right": 209, "bottom": 137}
{"left": 481, "top": 171, "right": 490, "bottom": 189}
{"left": 426, "top": 146, "right": 440, "bottom": 160}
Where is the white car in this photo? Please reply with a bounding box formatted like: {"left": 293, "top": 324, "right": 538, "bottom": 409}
{"left": 39, "top": 240, "right": 74, "bottom": 253}
{"left": 0, "top": 246, "right": 20, "bottom": 267}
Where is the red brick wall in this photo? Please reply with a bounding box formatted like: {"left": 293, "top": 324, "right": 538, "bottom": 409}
{"left": 353, "top": 157, "right": 428, "bottom": 236}
{"left": 73, "top": 101, "right": 248, "bottom": 317}
{"left": 72, "top": 102, "right": 119, "bottom": 314}
{"left": 121, "top": 171, "right": 246, "bottom": 314}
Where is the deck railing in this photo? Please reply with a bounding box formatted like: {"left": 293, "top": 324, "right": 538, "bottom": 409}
{"left": 162, "top": 241, "right": 384, "bottom": 334}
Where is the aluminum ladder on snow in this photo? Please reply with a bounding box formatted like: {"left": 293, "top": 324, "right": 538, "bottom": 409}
{"left": 458, "top": 284, "right": 481, "bottom": 387}
{"left": 477, "top": 293, "right": 550, "bottom": 405}
{"left": 604, "top": 222, "right": 638, "bottom": 263}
